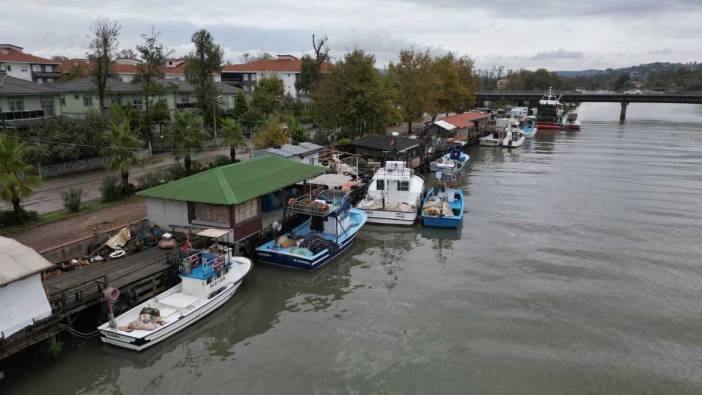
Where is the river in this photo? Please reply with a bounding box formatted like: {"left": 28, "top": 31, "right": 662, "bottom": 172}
{"left": 3, "top": 102, "right": 702, "bottom": 394}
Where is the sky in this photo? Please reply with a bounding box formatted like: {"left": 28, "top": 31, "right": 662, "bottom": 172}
{"left": 2, "top": 0, "right": 701, "bottom": 71}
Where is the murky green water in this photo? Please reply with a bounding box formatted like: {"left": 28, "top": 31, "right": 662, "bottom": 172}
{"left": 4, "top": 103, "right": 702, "bottom": 394}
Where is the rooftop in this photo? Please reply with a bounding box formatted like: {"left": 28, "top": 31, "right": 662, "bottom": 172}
{"left": 0, "top": 73, "right": 61, "bottom": 95}
{"left": 349, "top": 135, "right": 422, "bottom": 153}
{"left": 0, "top": 237, "right": 54, "bottom": 286}
{"left": 0, "top": 50, "right": 58, "bottom": 65}
{"left": 259, "top": 142, "right": 324, "bottom": 158}
{"left": 137, "top": 156, "right": 326, "bottom": 205}
{"left": 53, "top": 77, "right": 240, "bottom": 95}
{"left": 438, "top": 112, "right": 489, "bottom": 129}
{"left": 223, "top": 56, "right": 332, "bottom": 73}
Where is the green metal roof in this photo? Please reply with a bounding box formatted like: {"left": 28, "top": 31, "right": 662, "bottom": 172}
{"left": 137, "top": 156, "right": 326, "bottom": 205}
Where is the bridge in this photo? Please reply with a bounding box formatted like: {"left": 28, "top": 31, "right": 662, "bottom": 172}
{"left": 475, "top": 91, "right": 702, "bottom": 120}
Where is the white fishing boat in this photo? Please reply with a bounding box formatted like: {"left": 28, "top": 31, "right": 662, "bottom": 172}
{"left": 502, "top": 119, "right": 525, "bottom": 148}
{"left": 98, "top": 229, "right": 252, "bottom": 351}
{"left": 480, "top": 118, "right": 508, "bottom": 147}
{"left": 356, "top": 161, "right": 424, "bottom": 225}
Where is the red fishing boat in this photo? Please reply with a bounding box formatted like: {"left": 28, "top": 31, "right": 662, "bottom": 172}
{"left": 535, "top": 88, "right": 564, "bottom": 130}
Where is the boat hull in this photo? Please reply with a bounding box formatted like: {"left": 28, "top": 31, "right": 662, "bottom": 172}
{"left": 255, "top": 229, "right": 359, "bottom": 270}
{"left": 479, "top": 138, "right": 501, "bottom": 147}
{"left": 535, "top": 121, "right": 561, "bottom": 130}
{"left": 422, "top": 215, "right": 462, "bottom": 228}
{"left": 99, "top": 280, "right": 242, "bottom": 351}
{"left": 361, "top": 209, "right": 417, "bottom": 225}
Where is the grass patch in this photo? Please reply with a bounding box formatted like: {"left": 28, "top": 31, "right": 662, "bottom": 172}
{"left": 0, "top": 195, "right": 144, "bottom": 236}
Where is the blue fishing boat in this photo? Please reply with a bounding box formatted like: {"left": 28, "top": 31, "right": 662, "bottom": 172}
{"left": 521, "top": 116, "right": 538, "bottom": 138}
{"left": 255, "top": 189, "right": 367, "bottom": 270}
{"left": 429, "top": 148, "right": 470, "bottom": 172}
{"left": 421, "top": 171, "right": 465, "bottom": 228}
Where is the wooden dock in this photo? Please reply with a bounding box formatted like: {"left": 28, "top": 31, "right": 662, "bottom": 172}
{"left": 0, "top": 247, "right": 179, "bottom": 360}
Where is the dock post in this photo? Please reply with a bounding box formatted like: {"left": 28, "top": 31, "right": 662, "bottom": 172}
{"left": 620, "top": 101, "right": 628, "bottom": 121}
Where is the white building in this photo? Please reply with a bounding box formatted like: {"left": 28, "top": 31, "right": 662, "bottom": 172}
{"left": 0, "top": 237, "right": 54, "bottom": 339}
{"left": 221, "top": 55, "right": 316, "bottom": 98}
{"left": 0, "top": 44, "right": 61, "bottom": 84}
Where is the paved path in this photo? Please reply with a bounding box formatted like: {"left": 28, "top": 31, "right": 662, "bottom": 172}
{"left": 8, "top": 198, "right": 147, "bottom": 252}
{"left": 2, "top": 148, "right": 242, "bottom": 215}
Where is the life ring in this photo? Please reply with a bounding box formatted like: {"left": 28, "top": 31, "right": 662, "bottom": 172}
{"left": 109, "top": 249, "right": 126, "bottom": 259}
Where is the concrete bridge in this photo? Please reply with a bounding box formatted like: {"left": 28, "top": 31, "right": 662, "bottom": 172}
{"left": 475, "top": 91, "right": 702, "bottom": 120}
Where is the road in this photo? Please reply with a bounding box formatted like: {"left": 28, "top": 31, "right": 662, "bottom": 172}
{"left": 3, "top": 148, "right": 239, "bottom": 215}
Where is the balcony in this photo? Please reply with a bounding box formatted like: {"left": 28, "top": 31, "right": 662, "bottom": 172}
{"left": 1, "top": 110, "right": 45, "bottom": 121}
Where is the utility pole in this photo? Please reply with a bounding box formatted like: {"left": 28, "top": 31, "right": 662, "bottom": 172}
{"left": 212, "top": 101, "right": 218, "bottom": 145}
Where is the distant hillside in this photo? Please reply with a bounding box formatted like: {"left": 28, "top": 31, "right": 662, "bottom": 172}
{"left": 555, "top": 62, "right": 702, "bottom": 91}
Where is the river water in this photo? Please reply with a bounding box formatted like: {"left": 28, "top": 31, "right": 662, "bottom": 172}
{"left": 4, "top": 103, "right": 702, "bottom": 394}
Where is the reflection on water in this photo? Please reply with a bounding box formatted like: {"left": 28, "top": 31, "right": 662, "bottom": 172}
{"left": 4, "top": 103, "right": 702, "bottom": 394}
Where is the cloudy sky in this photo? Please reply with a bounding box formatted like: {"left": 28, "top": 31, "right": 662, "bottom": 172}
{"left": 2, "top": 0, "right": 701, "bottom": 71}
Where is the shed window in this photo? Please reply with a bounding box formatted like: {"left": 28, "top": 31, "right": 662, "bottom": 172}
{"left": 235, "top": 199, "right": 258, "bottom": 223}
{"left": 83, "top": 96, "right": 93, "bottom": 107}
{"left": 8, "top": 98, "right": 24, "bottom": 112}
{"left": 191, "top": 203, "right": 229, "bottom": 225}
{"left": 398, "top": 181, "right": 409, "bottom": 191}
{"left": 376, "top": 180, "right": 385, "bottom": 190}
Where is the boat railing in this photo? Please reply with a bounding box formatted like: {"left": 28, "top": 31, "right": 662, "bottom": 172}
{"left": 287, "top": 189, "right": 351, "bottom": 217}
{"left": 182, "top": 249, "right": 227, "bottom": 275}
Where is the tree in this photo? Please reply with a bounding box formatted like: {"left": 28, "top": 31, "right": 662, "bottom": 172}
{"left": 0, "top": 135, "right": 41, "bottom": 216}
{"left": 167, "top": 112, "right": 206, "bottom": 175}
{"left": 185, "top": 29, "right": 223, "bottom": 117}
{"left": 249, "top": 75, "right": 285, "bottom": 118}
{"left": 614, "top": 73, "right": 630, "bottom": 91}
{"left": 455, "top": 55, "right": 477, "bottom": 112}
{"left": 234, "top": 90, "right": 248, "bottom": 118}
{"left": 287, "top": 117, "right": 305, "bottom": 143}
{"left": 432, "top": 53, "right": 463, "bottom": 117}
{"left": 136, "top": 27, "right": 171, "bottom": 145}
{"left": 311, "top": 50, "right": 395, "bottom": 139}
{"left": 219, "top": 118, "right": 245, "bottom": 162}
{"left": 103, "top": 120, "right": 143, "bottom": 195}
{"left": 253, "top": 114, "right": 287, "bottom": 149}
{"left": 388, "top": 49, "right": 437, "bottom": 134}
{"left": 295, "top": 34, "right": 329, "bottom": 94}
{"left": 118, "top": 48, "right": 137, "bottom": 59}
{"left": 88, "top": 18, "right": 121, "bottom": 112}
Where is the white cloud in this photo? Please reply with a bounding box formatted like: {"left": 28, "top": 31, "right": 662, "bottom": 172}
{"left": 1, "top": 0, "right": 701, "bottom": 71}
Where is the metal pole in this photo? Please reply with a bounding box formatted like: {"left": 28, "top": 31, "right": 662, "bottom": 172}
{"left": 213, "top": 102, "right": 218, "bottom": 145}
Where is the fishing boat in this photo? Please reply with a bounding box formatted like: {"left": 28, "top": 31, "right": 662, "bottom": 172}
{"left": 562, "top": 112, "right": 581, "bottom": 131}
{"left": 356, "top": 161, "right": 424, "bottom": 225}
{"left": 535, "top": 87, "right": 564, "bottom": 130}
{"left": 255, "top": 189, "right": 367, "bottom": 270}
{"left": 421, "top": 171, "right": 464, "bottom": 228}
{"left": 521, "top": 116, "right": 538, "bottom": 138}
{"left": 98, "top": 229, "right": 252, "bottom": 351}
{"left": 480, "top": 118, "right": 507, "bottom": 147}
{"left": 502, "top": 120, "right": 525, "bottom": 148}
{"left": 429, "top": 148, "right": 470, "bottom": 172}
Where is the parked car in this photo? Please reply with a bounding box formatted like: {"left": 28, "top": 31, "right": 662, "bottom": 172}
{"left": 624, "top": 89, "right": 643, "bottom": 95}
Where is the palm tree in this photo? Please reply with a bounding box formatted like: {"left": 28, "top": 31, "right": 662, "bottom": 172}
{"left": 0, "top": 135, "right": 42, "bottom": 216}
{"left": 167, "top": 112, "right": 206, "bottom": 175}
{"left": 219, "top": 118, "right": 245, "bottom": 162}
{"left": 104, "top": 120, "right": 143, "bottom": 195}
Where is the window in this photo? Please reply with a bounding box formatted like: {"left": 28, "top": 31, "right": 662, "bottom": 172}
{"left": 191, "top": 203, "right": 230, "bottom": 225}
{"left": 376, "top": 180, "right": 385, "bottom": 191}
{"left": 114, "top": 96, "right": 122, "bottom": 105}
{"left": 6, "top": 65, "right": 11, "bottom": 71}
{"left": 83, "top": 96, "right": 93, "bottom": 107}
{"left": 235, "top": 199, "right": 258, "bottom": 223}
{"left": 8, "top": 98, "right": 24, "bottom": 112}
{"left": 398, "top": 181, "right": 410, "bottom": 191}
{"left": 74, "top": 94, "right": 80, "bottom": 100}
{"left": 21, "top": 65, "right": 28, "bottom": 72}
{"left": 243, "top": 74, "right": 248, "bottom": 81}
{"left": 60, "top": 96, "right": 66, "bottom": 106}
{"left": 132, "top": 96, "right": 143, "bottom": 106}
{"left": 40, "top": 98, "right": 55, "bottom": 116}
{"left": 181, "top": 95, "right": 190, "bottom": 103}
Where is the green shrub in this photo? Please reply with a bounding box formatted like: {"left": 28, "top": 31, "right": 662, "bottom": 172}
{"left": 190, "top": 160, "right": 203, "bottom": 173}
{"left": 61, "top": 188, "right": 83, "bottom": 213}
{"left": 137, "top": 172, "right": 162, "bottom": 190}
{"left": 0, "top": 209, "right": 39, "bottom": 228}
{"left": 212, "top": 155, "right": 232, "bottom": 168}
{"left": 165, "top": 164, "right": 187, "bottom": 180}
{"left": 100, "top": 175, "right": 122, "bottom": 202}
